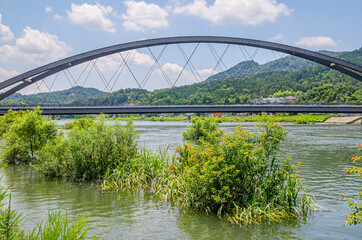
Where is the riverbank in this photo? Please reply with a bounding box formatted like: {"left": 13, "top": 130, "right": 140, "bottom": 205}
{"left": 110, "top": 114, "right": 332, "bottom": 124}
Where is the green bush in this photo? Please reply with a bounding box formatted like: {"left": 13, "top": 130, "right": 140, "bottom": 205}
{"left": 294, "top": 118, "right": 309, "bottom": 124}
{"left": 342, "top": 143, "right": 362, "bottom": 225}
{"left": 36, "top": 119, "right": 139, "bottom": 181}
{"left": 172, "top": 118, "right": 313, "bottom": 224}
{"left": 183, "top": 117, "right": 223, "bottom": 143}
{"left": 1, "top": 108, "right": 57, "bottom": 164}
{"left": 63, "top": 117, "right": 94, "bottom": 130}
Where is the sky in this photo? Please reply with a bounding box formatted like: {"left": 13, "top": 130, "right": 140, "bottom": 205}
{"left": 0, "top": 0, "right": 361, "bottom": 93}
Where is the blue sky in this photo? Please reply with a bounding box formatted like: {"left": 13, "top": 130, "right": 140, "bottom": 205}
{"left": 0, "top": 0, "right": 361, "bottom": 92}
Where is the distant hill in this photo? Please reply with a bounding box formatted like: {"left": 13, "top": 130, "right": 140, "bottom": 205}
{"left": 1, "top": 86, "right": 105, "bottom": 106}
{"left": 206, "top": 56, "right": 315, "bottom": 82}
{"left": 205, "top": 49, "right": 356, "bottom": 82}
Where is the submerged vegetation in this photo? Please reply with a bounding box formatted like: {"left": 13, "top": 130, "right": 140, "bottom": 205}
{"left": 342, "top": 143, "right": 362, "bottom": 225}
{"left": 0, "top": 109, "right": 314, "bottom": 228}
{"left": 0, "top": 180, "right": 103, "bottom": 239}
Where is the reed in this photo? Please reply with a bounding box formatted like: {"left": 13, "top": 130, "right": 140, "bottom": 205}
{"left": 102, "top": 147, "right": 171, "bottom": 195}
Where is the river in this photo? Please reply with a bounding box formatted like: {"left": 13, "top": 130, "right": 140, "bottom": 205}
{"left": 1, "top": 121, "right": 362, "bottom": 239}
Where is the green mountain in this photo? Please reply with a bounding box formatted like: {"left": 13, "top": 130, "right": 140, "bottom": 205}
{"left": 206, "top": 56, "right": 316, "bottom": 82}
{"left": 1, "top": 86, "right": 105, "bottom": 106}
{"left": 204, "top": 49, "right": 357, "bottom": 83}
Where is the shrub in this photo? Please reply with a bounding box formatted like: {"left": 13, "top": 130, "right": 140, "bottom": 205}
{"left": 294, "top": 118, "right": 308, "bottom": 124}
{"left": 172, "top": 118, "right": 313, "bottom": 224}
{"left": 183, "top": 117, "right": 223, "bottom": 143}
{"left": 36, "top": 119, "right": 138, "bottom": 181}
{"left": 1, "top": 108, "right": 57, "bottom": 164}
{"left": 63, "top": 117, "right": 94, "bottom": 130}
{"left": 342, "top": 143, "right": 362, "bottom": 225}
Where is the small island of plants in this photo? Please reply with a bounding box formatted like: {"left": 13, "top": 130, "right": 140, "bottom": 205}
{"left": 0, "top": 109, "right": 318, "bottom": 238}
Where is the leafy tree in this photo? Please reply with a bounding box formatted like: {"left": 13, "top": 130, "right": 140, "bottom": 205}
{"left": 1, "top": 108, "right": 57, "bottom": 164}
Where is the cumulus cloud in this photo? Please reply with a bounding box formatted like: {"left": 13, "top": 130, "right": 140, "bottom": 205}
{"left": 66, "top": 3, "right": 116, "bottom": 33}
{"left": 0, "top": 26, "right": 71, "bottom": 64}
{"left": 96, "top": 50, "right": 154, "bottom": 71}
{"left": 122, "top": 1, "right": 169, "bottom": 31}
{"left": 96, "top": 51, "right": 215, "bottom": 84}
{"left": 0, "top": 14, "right": 14, "bottom": 43}
{"left": 0, "top": 67, "right": 19, "bottom": 81}
{"left": 160, "top": 63, "right": 217, "bottom": 83}
{"left": 296, "top": 36, "right": 338, "bottom": 47}
{"left": 174, "top": 0, "right": 292, "bottom": 25}
{"left": 45, "top": 6, "right": 53, "bottom": 13}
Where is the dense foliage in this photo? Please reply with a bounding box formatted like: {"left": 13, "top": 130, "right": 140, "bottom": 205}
{"left": 342, "top": 144, "right": 362, "bottom": 225}
{"left": 0, "top": 110, "right": 315, "bottom": 226}
{"left": 1, "top": 108, "right": 57, "bottom": 164}
{"left": 171, "top": 117, "right": 313, "bottom": 224}
{"left": 183, "top": 117, "right": 222, "bottom": 143}
{"left": 36, "top": 117, "right": 138, "bottom": 181}
{"left": 295, "top": 83, "right": 362, "bottom": 104}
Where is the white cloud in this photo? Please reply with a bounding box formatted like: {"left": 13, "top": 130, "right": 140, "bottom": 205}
{"left": 174, "top": 0, "right": 292, "bottom": 25}
{"left": 0, "top": 67, "right": 19, "bottom": 81}
{"left": 160, "top": 63, "right": 217, "bottom": 83}
{"left": 0, "top": 26, "right": 71, "bottom": 64}
{"left": 96, "top": 50, "right": 154, "bottom": 71}
{"left": 45, "top": 6, "right": 53, "bottom": 13}
{"left": 53, "top": 14, "right": 64, "bottom": 20}
{"left": 0, "top": 14, "right": 14, "bottom": 43}
{"left": 122, "top": 1, "right": 169, "bottom": 31}
{"left": 296, "top": 36, "right": 338, "bottom": 47}
{"left": 96, "top": 51, "right": 215, "bottom": 84}
{"left": 66, "top": 3, "right": 116, "bottom": 33}
{"left": 268, "top": 34, "right": 284, "bottom": 42}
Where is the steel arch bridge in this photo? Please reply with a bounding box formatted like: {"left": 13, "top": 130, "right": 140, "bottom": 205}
{"left": 0, "top": 36, "right": 361, "bottom": 114}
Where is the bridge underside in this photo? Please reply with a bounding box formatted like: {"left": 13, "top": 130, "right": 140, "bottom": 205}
{"left": 1, "top": 105, "right": 361, "bottom": 115}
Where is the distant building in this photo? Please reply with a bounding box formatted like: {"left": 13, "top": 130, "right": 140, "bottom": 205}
{"left": 251, "top": 96, "right": 297, "bottom": 104}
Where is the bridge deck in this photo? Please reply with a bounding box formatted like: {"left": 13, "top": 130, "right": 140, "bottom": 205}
{"left": 0, "top": 105, "right": 361, "bottom": 115}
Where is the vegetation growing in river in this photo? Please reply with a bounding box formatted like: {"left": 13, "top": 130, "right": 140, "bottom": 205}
{"left": 0, "top": 165, "right": 102, "bottom": 239}
{"left": 0, "top": 108, "right": 57, "bottom": 165}
{"left": 36, "top": 117, "right": 139, "bottom": 181}
{"left": 172, "top": 117, "right": 313, "bottom": 224}
{"left": 0, "top": 109, "right": 314, "bottom": 226}
{"left": 102, "top": 147, "right": 172, "bottom": 195}
{"left": 183, "top": 117, "right": 222, "bottom": 143}
{"left": 342, "top": 143, "right": 362, "bottom": 225}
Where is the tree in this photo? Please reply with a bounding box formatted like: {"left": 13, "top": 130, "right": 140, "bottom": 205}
{"left": 1, "top": 108, "right": 57, "bottom": 164}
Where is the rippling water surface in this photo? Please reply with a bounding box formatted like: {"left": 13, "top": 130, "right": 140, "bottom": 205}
{"left": 1, "top": 121, "right": 361, "bottom": 239}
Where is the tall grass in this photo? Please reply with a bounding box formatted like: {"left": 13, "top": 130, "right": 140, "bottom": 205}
{"left": 102, "top": 147, "right": 171, "bottom": 195}
{"left": 0, "top": 168, "right": 102, "bottom": 239}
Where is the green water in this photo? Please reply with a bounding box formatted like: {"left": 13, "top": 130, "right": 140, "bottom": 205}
{"left": 1, "top": 122, "right": 361, "bottom": 239}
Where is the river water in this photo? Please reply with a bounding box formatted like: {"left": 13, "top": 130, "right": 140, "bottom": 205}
{"left": 1, "top": 121, "right": 362, "bottom": 239}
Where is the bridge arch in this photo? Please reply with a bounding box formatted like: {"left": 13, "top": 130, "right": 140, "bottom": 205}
{"left": 0, "top": 36, "right": 361, "bottom": 101}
